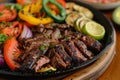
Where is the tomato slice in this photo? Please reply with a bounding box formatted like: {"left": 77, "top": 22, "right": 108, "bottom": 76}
{"left": 2, "top": 21, "right": 23, "bottom": 37}
{"left": 4, "top": 37, "right": 21, "bottom": 70}
{"left": 16, "top": 0, "right": 37, "bottom": 5}
{"left": 0, "top": 4, "right": 17, "bottom": 22}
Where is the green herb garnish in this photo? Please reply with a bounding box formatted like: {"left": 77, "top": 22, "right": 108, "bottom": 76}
{"left": 0, "top": 13, "right": 3, "bottom": 16}
{"left": 49, "top": 44, "right": 56, "bottom": 48}
{"left": 40, "top": 45, "right": 46, "bottom": 51}
{"left": 0, "top": 34, "right": 8, "bottom": 42}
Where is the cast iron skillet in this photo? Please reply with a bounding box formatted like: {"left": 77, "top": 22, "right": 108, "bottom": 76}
{"left": 0, "top": 0, "right": 114, "bottom": 80}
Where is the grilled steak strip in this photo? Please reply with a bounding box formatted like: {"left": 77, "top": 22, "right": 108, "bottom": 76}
{"left": 56, "top": 44, "right": 72, "bottom": 66}
{"left": 80, "top": 34, "right": 102, "bottom": 52}
{"left": 74, "top": 40, "right": 93, "bottom": 59}
{"left": 47, "top": 48, "right": 67, "bottom": 69}
{"left": 18, "top": 23, "right": 103, "bottom": 72}
{"left": 62, "top": 40, "right": 87, "bottom": 63}
{"left": 19, "top": 53, "right": 39, "bottom": 71}
{"left": 34, "top": 55, "right": 50, "bottom": 72}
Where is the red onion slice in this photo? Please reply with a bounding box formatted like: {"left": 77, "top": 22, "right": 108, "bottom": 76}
{"left": 19, "top": 25, "right": 33, "bottom": 39}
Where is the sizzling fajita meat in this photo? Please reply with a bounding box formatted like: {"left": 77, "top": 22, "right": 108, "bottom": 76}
{"left": 17, "top": 23, "right": 103, "bottom": 72}
{"left": 80, "top": 34, "right": 102, "bottom": 52}
{"left": 34, "top": 56, "right": 50, "bottom": 72}
{"left": 74, "top": 40, "right": 93, "bottom": 59}
{"left": 47, "top": 48, "right": 67, "bottom": 69}
{"left": 56, "top": 44, "right": 72, "bottom": 66}
{"left": 62, "top": 40, "right": 87, "bottom": 63}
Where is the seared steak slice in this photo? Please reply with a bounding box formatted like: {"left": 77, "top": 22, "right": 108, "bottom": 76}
{"left": 20, "top": 53, "right": 39, "bottom": 71}
{"left": 34, "top": 55, "right": 50, "bottom": 72}
{"left": 62, "top": 40, "right": 87, "bottom": 63}
{"left": 74, "top": 40, "right": 93, "bottom": 59}
{"left": 80, "top": 34, "right": 102, "bottom": 52}
{"left": 47, "top": 48, "right": 67, "bottom": 69}
{"left": 20, "top": 48, "right": 40, "bottom": 61}
{"left": 52, "top": 28, "right": 61, "bottom": 41}
{"left": 44, "top": 23, "right": 71, "bottom": 29}
{"left": 56, "top": 44, "right": 72, "bottom": 66}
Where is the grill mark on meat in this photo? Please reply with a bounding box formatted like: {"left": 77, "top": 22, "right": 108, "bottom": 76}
{"left": 56, "top": 44, "right": 72, "bottom": 66}
{"left": 34, "top": 56, "right": 50, "bottom": 72}
{"left": 80, "top": 34, "right": 102, "bottom": 52}
{"left": 74, "top": 40, "right": 93, "bottom": 59}
{"left": 62, "top": 41, "right": 87, "bottom": 63}
{"left": 19, "top": 53, "right": 39, "bottom": 71}
{"left": 47, "top": 48, "right": 67, "bottom": 69}
{"left": 20, "top": 48, "right": 40, "bottom": 61}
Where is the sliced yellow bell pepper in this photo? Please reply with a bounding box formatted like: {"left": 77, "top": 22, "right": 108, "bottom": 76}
{"left": 18, "top": 0, "right": 53, "bottom": 25}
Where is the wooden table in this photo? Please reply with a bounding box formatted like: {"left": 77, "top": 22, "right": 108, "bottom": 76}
{"left": 98, "top": 10, "right": 120, "bottom": 80}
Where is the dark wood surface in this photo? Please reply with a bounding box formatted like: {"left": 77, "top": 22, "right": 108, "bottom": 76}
{"left": 98, "top": 10, "right": 120, "bottom": 80}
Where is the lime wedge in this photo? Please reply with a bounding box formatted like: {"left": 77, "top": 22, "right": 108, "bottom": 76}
{"left": 82, "top": 21, "right": 105, "bottom": 40}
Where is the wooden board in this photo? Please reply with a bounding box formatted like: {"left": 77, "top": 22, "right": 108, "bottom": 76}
{"left": 63, "top": 30, "right": 116, "bottom": 80}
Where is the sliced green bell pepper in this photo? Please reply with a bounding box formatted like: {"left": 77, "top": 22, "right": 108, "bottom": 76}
{"left": 42, "top": 0, "right": 66, "bottom": 23}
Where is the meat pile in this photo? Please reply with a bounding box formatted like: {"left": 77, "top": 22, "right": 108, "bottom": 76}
{"left": 18, "top": 23, "right": 102, "bottom": 72}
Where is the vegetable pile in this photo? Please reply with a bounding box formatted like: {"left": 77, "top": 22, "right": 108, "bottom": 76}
{"left": 0, "top": 0, "right": 105, "bottom": 73}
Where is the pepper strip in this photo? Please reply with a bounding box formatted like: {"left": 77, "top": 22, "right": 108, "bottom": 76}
{"left": 18, "top": 0, "right": 53, "bottom": 25}
{"left": 42, "top": 0, "right": 66, "bottom": 23}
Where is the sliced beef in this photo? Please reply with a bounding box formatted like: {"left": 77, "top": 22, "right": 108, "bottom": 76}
{"left": 20, "top": 48, "right": 40, "bottom": 61}
{"left": 47, "top": 48, "right": 67, "bottom": 69}
{"left": 56, "top": 44, "right": 72, "bottom": 66}
{"left": 62, "top": 40, "right": 87, "bottom": 63}
{"left": 51, "top": 28, "right": 61, "bottom": 41}
{"left": 80, "top": 34, "right": 102, "bottom": 52}
{"left": 32, "top": 24, "right": 46, "bottom": 33}
{"left": 36, "top": 23, "right": 71, "bottom": 31}
{"left": 54, "top": 23, "right": 71, "bottom": 29}
{"left": 44, "top": 23, "right": 71, "bottom": 29}
{"left": 18, "top": 23, "right": 103, "bottom": 72}
{"left": 34, "top": 55, "right": 50, "bottom": 72}
{"left": 19, "top": 53, "right": 39, "bottom": 71}
{"left": 74, "top": 40, "right": 93, "bottom": 59}
{"left": 44, "top": 30, "right": 53, "bottom": 38}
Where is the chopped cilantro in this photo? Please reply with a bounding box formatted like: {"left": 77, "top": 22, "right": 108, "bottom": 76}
{"left": 0, "top": 13, "right": 3, "bottom": 16}
{"left": 40, "top": 45, "right": 46, "bottom": 51}
{"left": 0, "top": 34, "right": 8, "bottom": 42}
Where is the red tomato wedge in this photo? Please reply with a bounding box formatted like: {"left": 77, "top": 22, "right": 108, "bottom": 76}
{"left": 4, "top": 37, "right": 21, "bottom": 70}
{"left": 0, "top": 4, "right": 17, "bottom": 22}
{"left": 2, "top": 21, "right": 23, "bottom": 37}
{"left": 16, "top": 0, "right": 37, "bottom": 5}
